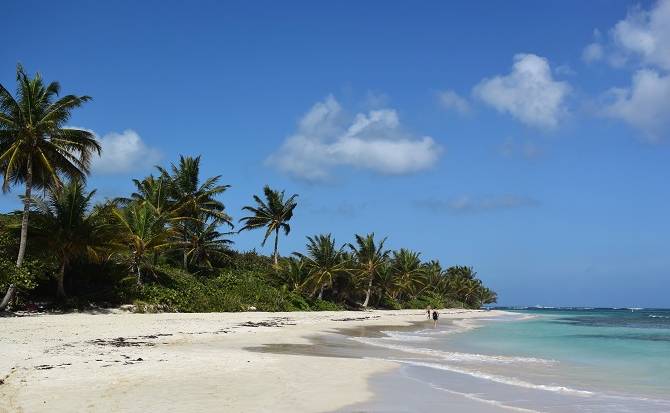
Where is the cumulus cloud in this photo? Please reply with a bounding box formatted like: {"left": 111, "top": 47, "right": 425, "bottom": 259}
{"left": 473, "top": 54, "right": 570, "bottom": 129}
{"left": 611, "top": 0, "right": 670, "bottom": 70}
{"left": 92, "top": 130, "right": 162, "bottom": 174}
{"left": 555, "top": 64, "right": 576, "bottom": 76}
{"left": 602, "top": 69, "right": 670, "bottom": 141}
{"left": 437, "top": 90, "right": 471, "bottom": 114}
{"left": 266, "top": 96, "right": 441, "bottom": 181}
{"left": 415, "top": 195, "right": 539, "bottom": 214}
{"left": 582, "top": 43, "right": 605, "bottom": 63}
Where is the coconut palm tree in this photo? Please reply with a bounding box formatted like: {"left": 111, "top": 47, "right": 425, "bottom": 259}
{"left": 375, "top": 262, "right": 396, "bottom": 304}
{"left": 0, "top": 64, "right": 100, "bottom": 310}
{"left": 479, "top": 287, "right": 498, "bottom": 306}
{"left": 183, "top": 220, "right": 233, "bottom": 271}
{"left": 239, "top": 185, "right": 298, "bottom": 265}
{"left": 119, "top": 174, "right": 173, "bottom": 215}
{"left": 159, "top": 155, "right": 232, "bottom": 269}
{"left": 348, "top": 233, "right": 389, "bottom": 308}
{"left": 295, "top": 234, "right": 348, "bottom": 299}
{"left": 113, "top": 201, "right": 176, "bottom": 285}
{"left": 390, "top": 249, "right": 426, "bottom": 300}
{"left": 276, "top": 256, "right": 309, "bottom": 293}
{"left": 29, "top": 180, "right": 115, "bottom": 297}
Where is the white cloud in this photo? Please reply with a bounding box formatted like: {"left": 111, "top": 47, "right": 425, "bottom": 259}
{"left": 437, "top": 90, "right": 471, "bottom": 114}
{"left": 582, "top": 43, "right": 605, "bottom": 63}
{"left": 415, "top": 195, "right": 539, "bottom": 214}
{"left": 611, "top": 0, "right": 670, "bottom": 70}
{"left": 602, "top": 69, "right": 670, "bottom": 141}
{"left": 473, "top": 54, "right": 570, "bottom": 129}
{"left": 267, "top": 96, "right": 441, "bottom": 181}
{"left": 555, "top": 64, "right": 576, "bottom": 76}
{"left": 92, "top": 130, "right": 162, "bottom": 174}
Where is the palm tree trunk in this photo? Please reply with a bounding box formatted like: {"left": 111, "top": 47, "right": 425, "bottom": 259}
{"left": 183, "top": 232, "right": 188, "bottom": 270}
{"left": 16, "top": 158, "right": 32, "bottom": 267}
{"left": 0, "top": 159, "right": 32, "bottom": 311}
{"left": 135, "top": 256, "right": 143, "bottom": 286}
{"left": 56, "top": 260, "right": 66, "bottom": 298}
{"left": 273, "top": 228, "right": 279, "bottom": 265}
{"left": 317, "top": 283, "right": 325, "bottom": 300}
{"left": 362, "top": 275, "right": 373, "bottom": 308}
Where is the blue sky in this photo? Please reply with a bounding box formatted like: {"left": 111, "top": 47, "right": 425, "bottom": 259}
{"left": 3, "top": 0, "right": 669, "bottom": 307}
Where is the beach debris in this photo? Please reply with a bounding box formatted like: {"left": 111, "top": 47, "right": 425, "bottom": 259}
{"left": 88, "top": 337, "right": 155, "bottom": 347}
{"left": 33, "top": 362, "right": 71, "bottom": 371}
{"left": 138, "top": 333, "right": 173, "bottom": 339}
{"left": 238, "top": 321, "right": 282, "bottom": 328}
{"left": 237, "top": 317, "right": 296, "bottom": 328}
{"left": 331, "top": 316, "right": 381, "bottom": 322}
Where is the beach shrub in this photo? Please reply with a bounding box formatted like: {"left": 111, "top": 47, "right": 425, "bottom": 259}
{"left": 310, "top": 299, "right": 344, "bottom": 311}
{"left": 127, "top": 265, "right": 317, "bottom": 312}
{"left": 0, "top": 257, "right": 37, "bottom": 292}
{"left": 379, "top": 295, "right": 402, "bottom": 310}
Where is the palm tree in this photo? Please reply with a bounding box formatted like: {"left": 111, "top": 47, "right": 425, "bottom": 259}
{"left": 0, "top": 64, "right": 100, "bottom": 310}
{"left": 113, "top": 201, "right": 176, "bottom": 285}
{"left": 295, "top": 234, "right": 348, "bottom": 299}
{"left": 183, "top": 220, "right": 233, "bottom": 271}
{"left": 375, "top": 262, "right": 397, "bottom": 303}
{"left": 445, "top": 265, "right": 477, "bottom": 280}
{"left": 160, "top": 155, "right": 232, "bottom": 269}
{"left": 348, "top": 233, "right": 389, "bottom": 308}
{"left": 239, "top": 185, "right": 298, "bottom": 265}
{"left": 29, "top": 181, "right": 114, "bottom": 297}
{"left": 119, "top": 174, "right": 173, "bottom": 215}
{"left": 462, "top": 278, "right": 484, "bottom": 308}
{"left": 276, "top": 256, "right": 309, "bottom": 293}
{"left": 479, "top": 287, "right": 498, "bottom": 306}
{"left": 422, "top": 260, "right": 445, "bottom": 296}
{"left": 390, "top": 249, "right": 426, "bottom": 300}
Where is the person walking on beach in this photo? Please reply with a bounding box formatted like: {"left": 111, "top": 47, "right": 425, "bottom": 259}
{"left": 432, "top": 310, "right": 439, "bottom": 327}
{"left": 426, "top": 306, "right": 432, "bottom": 319}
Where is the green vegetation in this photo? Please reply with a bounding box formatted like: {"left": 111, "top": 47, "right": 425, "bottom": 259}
{"left": 0, "top": 66, "right": 497, "bottom": 313}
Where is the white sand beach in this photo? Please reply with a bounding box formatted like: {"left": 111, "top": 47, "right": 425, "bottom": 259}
{"left": 0, "top": 309, "right": 503, "bottom": 412}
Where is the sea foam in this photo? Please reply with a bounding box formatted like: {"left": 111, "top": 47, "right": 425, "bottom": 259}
{"left": 390, "top": 359, "right": 594, "bottom": 396}
{"left": 352, "top": 337, "right": 556, "bottom": 365}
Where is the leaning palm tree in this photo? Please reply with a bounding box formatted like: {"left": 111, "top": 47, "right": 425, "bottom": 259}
{"left": 239, "top": 185, "right": 298, "bottom": 265}
{"left": 348, "top": 233, "right": 389, "bottom": 308}
{"left": 0, "top": 64, "right": 100, "bottom": 310}
{"left": 295, "top": 234, "right": 348, "bottom": 299}
{"left": 29, "top": 181, "right": 115, "bottom": 297}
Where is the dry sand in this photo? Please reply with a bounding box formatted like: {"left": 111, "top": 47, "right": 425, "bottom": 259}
{"left": 0, "top": 309, "right": 504, "bottom": 412}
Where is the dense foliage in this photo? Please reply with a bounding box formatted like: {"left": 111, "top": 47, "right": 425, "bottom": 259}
{"left": 0, "top": 66, "right": 497, "bottom": 313}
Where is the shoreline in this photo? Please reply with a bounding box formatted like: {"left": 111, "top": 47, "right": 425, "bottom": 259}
{"left": 0, "top": 309, "right": 505, "bottom": 412}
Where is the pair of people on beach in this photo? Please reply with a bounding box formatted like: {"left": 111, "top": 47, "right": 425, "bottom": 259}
{"left": 426, "top": 306, "right": 439, "bottom": 327}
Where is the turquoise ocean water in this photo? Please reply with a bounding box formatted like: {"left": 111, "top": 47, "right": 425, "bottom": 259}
{"left": 354, "top": 308, "right": 670, "bottom": 412}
